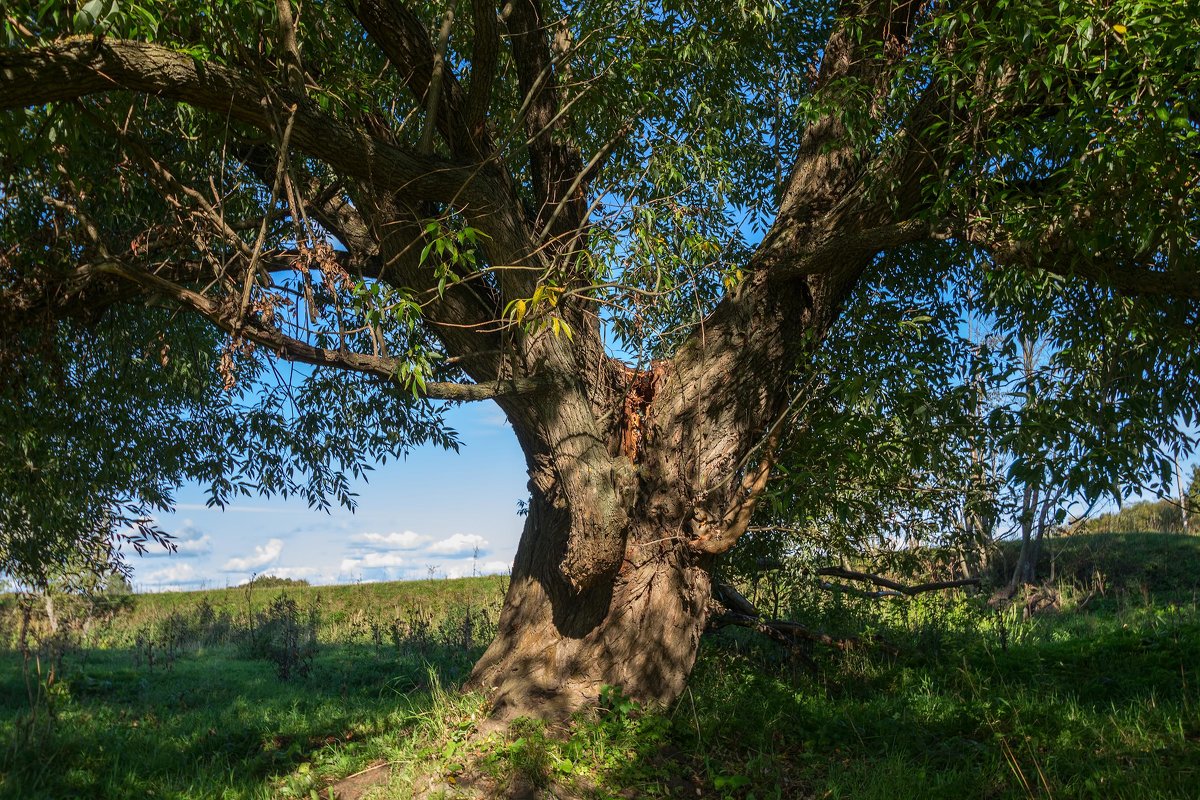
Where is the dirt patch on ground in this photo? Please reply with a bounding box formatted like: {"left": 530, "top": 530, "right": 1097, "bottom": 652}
{"left": 321, "top": 761, "right": 392, "bottom": 800}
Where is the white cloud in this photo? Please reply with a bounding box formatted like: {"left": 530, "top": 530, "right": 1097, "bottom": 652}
{"left": 260, "top": 566, "right": 320, "bottom": 580}
{"left": 339, "top": 552, "right": 408, "bottom": 573}
{"left": 353, "top": 531, "right": 430, "bottom": 550}
{"left": 140, "top": 563, "right": 198, "bottom": 586}
{"left": 425, "top": 533, "right": 489, "bottom": 557}
{"left": 174, "top": 535, "right": 213, "bottom": 556}
{"left": 136, "top": 522, "right": 212, "bottom": 558}
{"left": 222, "top": 538, "right": 284, "bottom": 571}
{"left": 480, "top": 560, "right": 512, "bottom": 575}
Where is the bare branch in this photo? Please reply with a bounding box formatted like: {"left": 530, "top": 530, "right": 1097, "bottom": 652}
{"left": 708, "top": 612, "right": 895, "bottom": 656}
{"left": 815, "top": 566, "right": 980, "bottom": 596}
{"left": 708, "top": 584, "right": 898, "bottom": 655}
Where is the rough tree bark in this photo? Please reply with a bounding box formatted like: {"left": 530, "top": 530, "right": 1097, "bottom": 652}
{"left": 470, "top": 266, "right": 834, "bottom": 719}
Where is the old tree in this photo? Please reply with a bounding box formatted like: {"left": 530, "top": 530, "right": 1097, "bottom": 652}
{"left": 1, "top": 0, "right": 1198, "bottom": 717}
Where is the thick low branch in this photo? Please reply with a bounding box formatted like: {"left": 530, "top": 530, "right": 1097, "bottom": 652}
{"left": 815, "top": 566, "right": 980, "bottom": 596}
{"left": 708, "top": 611, "right": 893, "bottom": 655}
{"left": 712, "top": 582, "right": 759, "bottom": 617}
{"left": 0, "top": 39, "right": 480, "bottom": 206}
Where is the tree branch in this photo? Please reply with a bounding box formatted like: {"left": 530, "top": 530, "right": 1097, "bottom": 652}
{"left": 352, "top": 0, "right": 481, "bottom": 158}
{"left": 419, "top": 8, "right": 455, "bottom": 156}
{"left": 0, "top": 39, "right": 481, "bottom": 206}
{"left": 815, "top": 566, "right": 980, "bottom": 596}
{"left": 505, "top": 0, "right": 585, "bottom": 239}
{"left": 968, "top": 225, "right": 1200, "bottom": 301}
{"left": 762, "top": 219, "right": 940, "bottom": 279}
{"left": 90, "top": 260, "right": 544, "bottom": 401}
{"left": 708, "top": 583, "right": 897, "bottom": 655}
{"left": 465, "top": 0, "right": 500, "bottom": 134}
{"left": 274, "top": 0, "right": 306, "bottom": 95}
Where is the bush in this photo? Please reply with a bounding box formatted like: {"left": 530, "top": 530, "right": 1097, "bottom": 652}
{"left": 240, "top": 575, "right": 311, "bottom": 589}
{"left": 244, "top": 593, "right": 319, "bottom": 680}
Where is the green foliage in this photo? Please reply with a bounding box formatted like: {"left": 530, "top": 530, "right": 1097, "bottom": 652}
{"left": 243, "top": 592, "right": 318, "bottom": 681}
{"left": 743, "top": 231, "right": 1200, "bottom": 585}
{"left": 994, "top": 531, "right": 1200, "bottom": 595}
{"left": 0, "top": 576, "right": 506, "bottom": 797}
{"left": 241, "top": 575, "right": 311, "bottom": 589}
{"left": 1, "top": 0, "right": 464, "bottom": 585}
{"left": 1189, "top": 465, "right": 1200, "bottom": 511}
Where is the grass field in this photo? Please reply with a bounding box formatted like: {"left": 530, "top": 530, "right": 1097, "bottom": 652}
{"left": 2, "top": 533, "right": 1199, "bottom": 798}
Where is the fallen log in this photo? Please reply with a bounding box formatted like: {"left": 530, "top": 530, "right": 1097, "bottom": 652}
{"left": 708, "top": 583, "right": 899, "bottom": 656}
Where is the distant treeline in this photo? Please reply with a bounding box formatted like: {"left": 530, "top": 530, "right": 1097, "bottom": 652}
{"left": 1078, "top": 498, "right": 1189, "bottom": 535}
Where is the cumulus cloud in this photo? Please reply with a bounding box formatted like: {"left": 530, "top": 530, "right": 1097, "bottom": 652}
{"left": 425, "top": 533, "right": 489, "bottom": 557}
{"left": 136, "top": 521, "right": 212, "bottom": 558}
{"left": 441, "top": 560, "right": 511, "bottom": 579}
{"left": 260, "top": 566, "right": 320, "bottom": 581}
{"left": 222, "top": 538, "right": 284, "bottom": 571}
{"left": 352, "top": 531, "right": 430, "bottom": 550}
{"left": 174, "top": 536, "right": 213, "bottom": 557}
{"left": 139, "top": 563, "right": 198, "bottom": 587}
{"left": 339, "top": 552, "right": 407, "bottom": 573}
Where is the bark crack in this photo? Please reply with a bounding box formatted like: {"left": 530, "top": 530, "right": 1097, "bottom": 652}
{"left": 617, "top": 362, "right": 667, "bottom": 463}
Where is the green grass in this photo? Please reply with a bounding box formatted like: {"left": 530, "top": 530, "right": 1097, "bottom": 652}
{"left": 0, "top": 575, "right": 509, "bottom": 650}
{"left": 0, "top": 645, "right": 471, "bottom": 799}
{"left": 992, "top": 530, "right": 1200, "bottom": 597}
{"left": 3, "top": 533, "right": 1200, "bottom": 798}
{"left": 681, "top": 599, "right": 1200, "bottom": 799}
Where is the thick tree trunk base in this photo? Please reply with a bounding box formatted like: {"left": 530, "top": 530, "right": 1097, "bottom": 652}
{"left": 467, "top": 536, "right": 710, "bottom": 723}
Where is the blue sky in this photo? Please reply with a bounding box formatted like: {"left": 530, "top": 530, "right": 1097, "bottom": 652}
{"left": 128, "top": 401, "right": 529, "bottom": 592}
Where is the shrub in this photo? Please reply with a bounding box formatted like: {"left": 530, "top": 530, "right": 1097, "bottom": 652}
{"left": 244, "top": 593, "right": 319, "bottom": 680}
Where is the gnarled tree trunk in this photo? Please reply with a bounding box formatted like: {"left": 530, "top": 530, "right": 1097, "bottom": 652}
{"left": 467, "top": 267, "right": 845, "bottom": 718}
{"left": 470, "top": 502, "right": 714, "bottom": 720}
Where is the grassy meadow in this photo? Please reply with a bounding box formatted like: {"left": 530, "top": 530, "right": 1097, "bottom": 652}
{"left": 2, "top": 533, "right": 1199, "bottom": 799}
